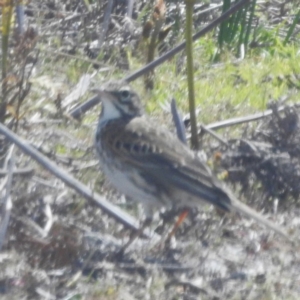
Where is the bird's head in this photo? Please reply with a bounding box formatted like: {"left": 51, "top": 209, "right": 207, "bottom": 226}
{"left": 92, "top": 80, "right": 144, "bottom": 122}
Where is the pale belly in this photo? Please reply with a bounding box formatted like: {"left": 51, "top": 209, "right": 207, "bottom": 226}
{"left": 101, "top": 162, "right": 165, "bottom": 209}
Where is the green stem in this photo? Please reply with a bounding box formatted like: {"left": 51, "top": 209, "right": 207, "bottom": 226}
{"left": 2, "top": 1, "right": 13, "bottom": 109}
{"left": 185, "top": 0, "right": 198, "bottom": 149}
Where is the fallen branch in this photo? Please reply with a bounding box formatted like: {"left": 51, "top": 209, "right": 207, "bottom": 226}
{"left": 205, "top": 105, "right": 293, "bottom": 131}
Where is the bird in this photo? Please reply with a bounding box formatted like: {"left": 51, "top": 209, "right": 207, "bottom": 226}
{"left": 93, "top": 80, "right": 290, "bottom": 242}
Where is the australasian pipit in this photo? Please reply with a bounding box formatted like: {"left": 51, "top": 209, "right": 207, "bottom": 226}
{"left": 94, "top": 80, "right": 290, "bottom": 242}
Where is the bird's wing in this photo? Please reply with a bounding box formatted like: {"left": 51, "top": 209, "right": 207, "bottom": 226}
{"left": 103, "top": 116, "right": 232, "bottom": 211}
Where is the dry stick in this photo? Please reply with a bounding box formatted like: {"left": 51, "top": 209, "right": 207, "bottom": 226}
{"left": 0, "top": 123, "right": 155, "bottom": 238}
{"left": 0, "top": 167, "right": 34, "bottom": 177}
{"left": 205, "top": 105, "right": 291, "bottom": 131}
{"left": 98, "top": 0, "right": 114, "bottom": 48}
{"left": 200, "top": 124, "right": 228, "bottom": 146}
{"left": 127, "top": 0, "right": 135, "bottom": 18}
{"left": 184, "top": 105, "right": 292, "bottom": 142}
{"left": 0, "top": 145, "right": 14, "bottom": 250}
{"left": 70, "top": 0, "right": 251, "bottom": 119}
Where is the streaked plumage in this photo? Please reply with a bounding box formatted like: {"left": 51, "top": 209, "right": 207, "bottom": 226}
{"left": 94, "top": 80, "right": 290, "bottom": 241}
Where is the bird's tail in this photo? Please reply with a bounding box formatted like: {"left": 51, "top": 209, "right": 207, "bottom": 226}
{"left": 227, "top": 193, "right": 292, "bottom": 243}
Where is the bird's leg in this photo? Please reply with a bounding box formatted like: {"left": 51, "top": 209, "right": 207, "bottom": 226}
{"left": 116, "top": 204, "right": 154, "bottom": 257}
{"left": 117, "top": 217, "right": 152, "bottom": 257}
{"left": 165, "top": 209, "right": 189, "bottom": 243}
{"left": 151, "top": 208, "right": 190, "bottom": 251}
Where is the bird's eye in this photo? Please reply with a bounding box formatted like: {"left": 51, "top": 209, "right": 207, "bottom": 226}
{"left": 120, "top": 90, "right": 130, "bottom": 101}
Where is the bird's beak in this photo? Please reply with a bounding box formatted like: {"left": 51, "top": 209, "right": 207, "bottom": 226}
{"left": 91, "top": 88, "right": 114, "bottom": 102}
{"left": 91, "top": 88, "right": 105, "bottom": 97}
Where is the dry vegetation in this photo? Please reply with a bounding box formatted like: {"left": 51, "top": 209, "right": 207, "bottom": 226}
{"left": 0, "top": 0, "right": 300, "bottom": 299}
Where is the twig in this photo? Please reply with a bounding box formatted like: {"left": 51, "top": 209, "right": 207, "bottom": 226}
{"left": 200, "top": 124, "right": 228, "bottom": 146}
{"left": 98, "top": 0, "right": 114, "bottom": 48}
{"left": 0, "top": 167, "right": 34, "bottom": 177}
{"left": 205, "top": 105, "right": 291, "bottom": 131}
{"left": 127, "top": 0, "right": 135, "bottom": 18}
{"left": 0, "top": 145, "right": 14, "bottom": 250}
